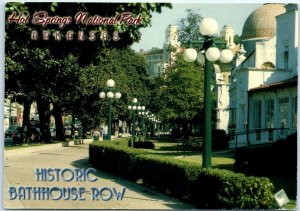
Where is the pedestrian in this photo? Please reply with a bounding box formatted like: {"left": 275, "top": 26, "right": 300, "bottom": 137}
{"left": 102, "top": 126, "right": 108, "bottom": 141}
{"left": 92, "top": 129, "right": 100, "bottom": 141}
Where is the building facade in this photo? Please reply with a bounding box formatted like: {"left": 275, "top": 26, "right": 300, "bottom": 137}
{"left": 228, "top": 3, "right": 298, "bottom": 148}
{"left": 142, "top": 25, "right": 179, "bottom": 79}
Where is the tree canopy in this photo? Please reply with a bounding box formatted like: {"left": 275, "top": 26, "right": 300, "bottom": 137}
{"left": 178, "top": 9, "right": 203, "bottom": 47}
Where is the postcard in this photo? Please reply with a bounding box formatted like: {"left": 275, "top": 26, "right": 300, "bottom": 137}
{"left": 3, "top": 2, "right": 298, "bottom": 210}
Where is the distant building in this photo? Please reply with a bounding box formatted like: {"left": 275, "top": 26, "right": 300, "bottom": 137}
{"left": 143, "top": 48, "right": 164, "bottom": 79}
{"left": 141, "top": 25, "right": 179, "bottom": 79}
{"left": 221, "top": 25, "right": 235, "bottom": 49}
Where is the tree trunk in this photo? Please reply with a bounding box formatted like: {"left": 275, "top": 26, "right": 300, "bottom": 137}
{"left": 182, "top": 120, "right": 189, "bottom": 140}
{"left": 37, "top": 98, "right": 51, "bottom": 143}
{"left": 21, "top": 99, "right": 31, "bottom": 142}
{"left": 71, "top": 115, "right": 76, "bottom": 139}
{"left": 51, "top": 105, "right": 65, "bottom": 141}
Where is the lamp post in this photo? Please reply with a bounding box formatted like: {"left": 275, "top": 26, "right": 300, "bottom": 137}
{"left": 138, "top": 106, "right": 146, "bottom": 137}
{"left": 99, "top": 79, "right": 122, "bottom": 141}
{"left": 128, "top": 98, "right": 138, "bottom": 138}
{"left": 183, "top": 18, "right": 233, "bottom": 168}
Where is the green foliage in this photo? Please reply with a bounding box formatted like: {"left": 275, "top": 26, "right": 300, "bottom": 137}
{"left": 198, "top": 169, "right": 274, "bottom": 209}
{"left": 159, "top": 53, "right": 205, "bottom": 138}
{"left": 89, "top": 140, "right": 142, "bottom": 181}
{"left": 177, "top": 9, "right": 203, "bottom": 47}
{"left": 133, "top": 141, "right": 155, "bottom": 149}
{"left": 78, "top": 48, "right": 150, "bottom": 128}
{"left": 234, "top": 34, "right": 241, "bottom": 44}
{"left": 89, "top": 141, "right": 275, "bottom": 209}
{"left": 136, "top": 155, "right": 200, "bottom": 198}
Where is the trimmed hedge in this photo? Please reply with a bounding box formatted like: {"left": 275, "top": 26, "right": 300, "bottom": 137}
{"left": 133, "top": 141, "right": 155, "bottom": 149}
{"left": 89, "top": 141, "right": 275, "bottom": 209}
{"left": 136, "top": 155, "right": 200, "bottom": 198}
{"left": 198, "top": 169, "right": 274, "bottom": 209}
{"left": 89, "top": 141, "right": 142, "bottom": 181}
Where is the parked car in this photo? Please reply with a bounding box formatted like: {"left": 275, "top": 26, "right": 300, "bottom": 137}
{"left": 64, "top": 127, "right": 72, "bottom": 138}
{"left": 12, "top": 127, "right": 23, "bottom": 145}
{"left": 50, "top": 128, "right": 56, "bottom": 139}
{"left": 5, "top": 126, "right": 18, "bottom": 138}
{"left": 26, "top": 126, "right": 41, "bottom": 143}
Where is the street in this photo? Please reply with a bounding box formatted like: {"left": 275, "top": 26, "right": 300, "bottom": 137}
{"left": 3, "top": 140, "right": 195, "bottom": 209}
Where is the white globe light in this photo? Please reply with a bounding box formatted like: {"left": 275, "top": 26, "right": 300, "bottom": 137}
{"left": 107, "top": 91, "right": 114, "bottom": 98}
{"left": 142, "top": 112, "right": 145, "bottom": 115}
{"left": 183, "top": 48, "right": 197, "bottom": 62}
{"left": 107, "top": 79, "right": 115, "bottom": 87}
{"left": 138, "top": 112, "right": 141, "bottom": 115}
{"left": 141, "top": 106, "right": 145, "bottom": 110}
{"left": 132, "top": 106, "right": 137, "bottom": 110}
{"left": 115, "top": 92, "right": 122, "bottom": 99}
{"left": 137, "top": 106, "right": 141, "bottom": 110}
{"left": 197, "top": 52, "right": 205, "bottom": 64}
{"left": 133, "top": 98, "right": 138, "bottom": 103}
{"left": 219, "top": 49, "right": 234, "bottom": 63}
{"left": 99, "top": 92, "right": 106, "bottom": 99}
{"left": 206, "top": 47, "right": 220, "bottom": 62}
{"left": 128, "top": 105, "right": 132, "bottom": 110}
{"left": 199, "top": 18, "right": 219, "bottom": 36}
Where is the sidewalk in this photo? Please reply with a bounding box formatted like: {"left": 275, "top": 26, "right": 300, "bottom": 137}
{"left": 3, "top": 139, "right": 195, "bottom": 209}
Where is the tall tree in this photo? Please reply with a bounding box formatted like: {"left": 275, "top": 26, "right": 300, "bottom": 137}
{"left": 159, "top": 53, "right": 204, "bottom": 139}
{"left": 5, "top": 2, "right": 171, "bottom": 141}
{"left": 178, "top": 9, "right": 203, "bottom": 47}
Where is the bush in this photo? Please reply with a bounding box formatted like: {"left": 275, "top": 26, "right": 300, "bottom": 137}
{"left": 133, "top": 141, "right": 155, "bottom": 149}
{"left": 89, "top": 141, "right": 275, "bottom": 209}
{"left": 234, "top": 132, "right": 297, "bottom": 176}
{"left": 136, "top": 155, "right": 200, "bottom": 198}
{"left": 212, "top": 129, "right": 229, "bottom": 150}
{"left": 89, "top": 141, "right": 142, "bottom": 181}
{"left": 197, "top": 168, "right": 274, "bottom": 209}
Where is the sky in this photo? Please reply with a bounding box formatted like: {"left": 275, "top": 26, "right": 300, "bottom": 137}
{"left": 131, "top": 3, "right": 262, "bottom": 52}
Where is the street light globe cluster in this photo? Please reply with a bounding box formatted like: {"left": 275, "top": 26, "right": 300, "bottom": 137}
{"left": 183, "top": 17, "right": 233, "bottom": 64}
{"left": 128, "top": 98, "right": 147, "bottom": 139}
{"left": 99, "top": 79, "right": 121, "bottom": 99}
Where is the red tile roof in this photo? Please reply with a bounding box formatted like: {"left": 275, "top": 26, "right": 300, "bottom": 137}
{"left": 248, "top": 77, "right": 297, "bottom": 93}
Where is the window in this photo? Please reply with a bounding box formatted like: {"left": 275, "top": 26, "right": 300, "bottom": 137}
{"left": 292, "top": 96, "right": 297, "bottom": 128}
{"left": 229, "top": 108, "right": 236, "bottom": 127}
{"left": 284, "top": 50, "right": 289, "bottom": 70}
{"left": 265, "top": 99, "right": 274, "bottom": 141}
{"left": 279, "top": 98, "right": 289, "bottom": 137}
{"left": 254, "top": 100, "right": 262, "bottom": 141}
{"left": 265, "top": 99, "right": 274, "bottom": 128}
{"left": 239, "top": 104, "right": 246, "bottom": 129}
{"left": 254, "top": 100, "right": 262, "bottom": 129}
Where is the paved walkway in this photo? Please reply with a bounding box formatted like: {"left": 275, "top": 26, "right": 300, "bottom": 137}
{"left": 3, "top": 139, "right": 195, "bottom": 209}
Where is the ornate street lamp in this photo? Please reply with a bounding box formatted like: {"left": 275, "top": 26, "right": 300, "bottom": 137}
{"left": 128, "top": 98, "right": 139, "bottom": 140}
{"left": 99, "top": 79, "right": 121, "bottom": 141}
{"left": 183, "top": 18, "right": 233, "bottom": 168}
{"left": 138, "top": 106, "right": 147, "bottom": 137}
